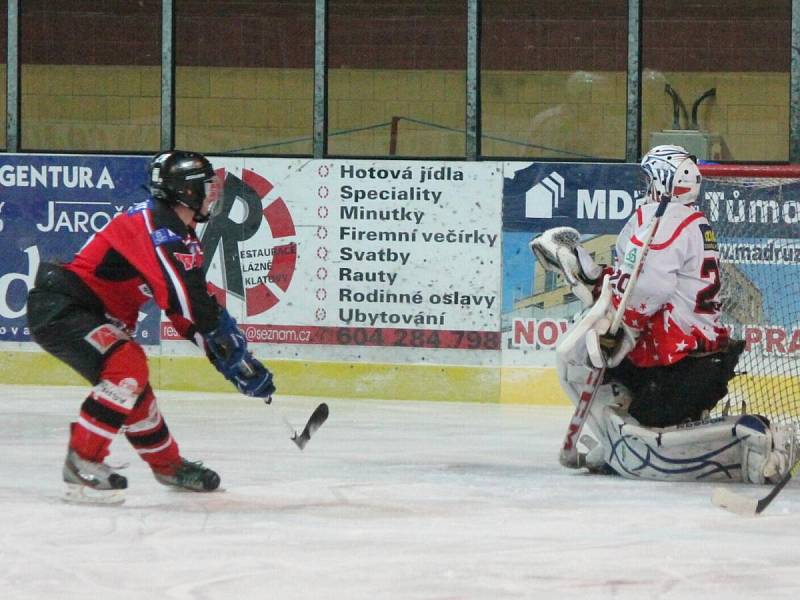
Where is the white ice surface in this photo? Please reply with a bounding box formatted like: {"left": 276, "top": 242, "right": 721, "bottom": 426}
{"left": 1, "top": 384, "right": 799, "bottom": 600}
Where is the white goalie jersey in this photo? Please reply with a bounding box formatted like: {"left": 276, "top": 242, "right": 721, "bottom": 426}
{"left": 606, "top": 201, "right": 729, "bottom": 367}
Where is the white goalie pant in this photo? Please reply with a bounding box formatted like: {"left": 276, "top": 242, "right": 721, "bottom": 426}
{"left": 555, "top": 283, "right": 791, "bottom": 484}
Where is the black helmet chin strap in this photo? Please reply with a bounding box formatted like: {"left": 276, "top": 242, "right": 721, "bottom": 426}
{"left": 175, "top": 198, "right": 209, "bottom": 223}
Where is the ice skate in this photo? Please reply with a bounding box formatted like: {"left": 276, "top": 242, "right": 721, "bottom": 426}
{"left": 62, "top": 449, "right": 127, "bottom": 505}
{"left": 153, "top": 458, "right": 220, "bottom": 492}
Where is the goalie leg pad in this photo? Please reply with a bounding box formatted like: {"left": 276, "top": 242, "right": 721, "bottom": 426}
{"left": 598, "top": 409, "right": 745, "bottom": 482}
{"left": 595, "top": 410, "right": 796, "bottom": 483}
{"left": 736, "top": 415, "right": 796, "bottom": 484}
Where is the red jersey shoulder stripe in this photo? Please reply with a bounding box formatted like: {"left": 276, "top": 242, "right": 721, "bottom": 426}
{"left": 630, "top": 211, "right": 703, "bottom": 250}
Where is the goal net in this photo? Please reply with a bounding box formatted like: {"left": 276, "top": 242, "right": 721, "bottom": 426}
{"left": 698, "top": 165, "right": 800, "bottom": 429}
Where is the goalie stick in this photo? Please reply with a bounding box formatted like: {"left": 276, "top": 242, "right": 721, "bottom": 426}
{"left": 711, "top": 455, "right": 800, "bottom": 516}
{"left": 559, "top": 198, "right": 670, "bottom": 468}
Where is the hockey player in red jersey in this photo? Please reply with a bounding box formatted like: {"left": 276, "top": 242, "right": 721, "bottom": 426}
{"left": 26, "top": 150, "right": 275, "bottom": 504}
{"left": 532, "top": 145, "right": 795, "bottom": 483}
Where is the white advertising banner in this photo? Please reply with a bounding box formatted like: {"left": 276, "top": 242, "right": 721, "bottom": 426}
{"left": 161, "top": 158, "right": 503, "bottom": 363}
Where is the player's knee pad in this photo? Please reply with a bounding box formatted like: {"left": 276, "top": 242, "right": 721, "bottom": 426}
{"left": 92, "top": 341, "right": 148, "bottom": 413}
{"left": 100, "top": 341, "right": 148, "bottom": 386}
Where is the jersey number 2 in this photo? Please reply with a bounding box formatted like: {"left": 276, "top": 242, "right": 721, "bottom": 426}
{"left": 695, "top": 258, "right": 721, "bottom": 314}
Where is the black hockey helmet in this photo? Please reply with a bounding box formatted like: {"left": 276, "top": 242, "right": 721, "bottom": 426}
{"left": 148, "top": 150, "right": 218, "bottom": 221}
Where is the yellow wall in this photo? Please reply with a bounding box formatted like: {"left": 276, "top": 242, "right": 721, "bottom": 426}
{"left": 641, "top": 70, "right": 789, "bottom": 161}
{"left": 329, "top": 68, "right": 466, "bottom": 156}
{"left": 0, "top": 350, "right": 566, "bottom": 405}
{"left": 16, "top": 65, "right": 790, "bottom": 161}
{"left": 21, "top": 65, "right": 160, "bottom": 151}
{"left": 482, "top": 70, "right": 628, "bottom": 158}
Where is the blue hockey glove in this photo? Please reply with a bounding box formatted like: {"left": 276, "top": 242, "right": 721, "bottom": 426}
{"left": 231, "top": 354, "right": 276, "bottom": 399}
{"left": 204, "top": 309, "right": 247, "bottom": 374}
{"left": 204, "top": 310, "right": 275, "bottom": 399}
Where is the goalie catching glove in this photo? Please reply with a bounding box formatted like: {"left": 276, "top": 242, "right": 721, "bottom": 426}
{"left": 530, "top": 227, "right": 603, "bottom": 307}
{"left": 205, "top": 309, "right": 276, "bottom": 399}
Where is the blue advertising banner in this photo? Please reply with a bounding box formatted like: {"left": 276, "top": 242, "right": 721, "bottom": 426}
{"left": 503, "top": 161, "right": 800, "bottom": 238}
{"left": 701, "top": 178, "right": 800, "bottom": 240}
{"left": 0, "top": 155, "right": 160, "bottom": 343}
{"left": 503, "top": 162, "right": 643, "bottom": 234}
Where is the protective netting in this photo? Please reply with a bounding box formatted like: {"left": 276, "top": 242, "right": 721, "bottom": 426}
{"left": 699, "top": 165, "right": 800, "bottom": 427}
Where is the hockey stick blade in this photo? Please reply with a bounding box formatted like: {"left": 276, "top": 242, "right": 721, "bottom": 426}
{"left": 711, "top": 456, "right": 800, "bottom": 516}
{"left": 291, "top": 403, "right": 329, "bottom": 450}
{"left": 711, "top": 486, "right": 759, "bottom": 516}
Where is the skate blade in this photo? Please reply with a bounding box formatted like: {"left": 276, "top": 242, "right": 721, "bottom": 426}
{"left": 63, "top": 483, "right": 125, "bottom": 506}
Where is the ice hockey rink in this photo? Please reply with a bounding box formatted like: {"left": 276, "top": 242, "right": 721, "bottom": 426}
{"left": 2, "top": 384, "right": 799, "bottom": 600}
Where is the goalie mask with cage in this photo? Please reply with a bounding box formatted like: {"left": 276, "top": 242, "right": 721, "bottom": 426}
{"left": 148, "top": 150, "right": 221, "bottom": 222}
{"left": 640, "top": 145, "right": 702, "bottom": 205}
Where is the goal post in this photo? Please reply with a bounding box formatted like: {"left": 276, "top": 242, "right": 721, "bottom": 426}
{"left": 698, "top": 164, "right": 800, "bottom": 428}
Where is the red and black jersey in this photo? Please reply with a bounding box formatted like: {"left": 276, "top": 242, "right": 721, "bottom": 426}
{"left": 65, "top": 198, "right": 220, "bottom": 339}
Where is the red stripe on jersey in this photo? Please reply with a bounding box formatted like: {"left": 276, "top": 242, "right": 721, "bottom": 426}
{"left": 630, "top": 212, "right": 703, "bottom": 250}
{"left": 636, "top": 206, "right": 644, "bottom": 226}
